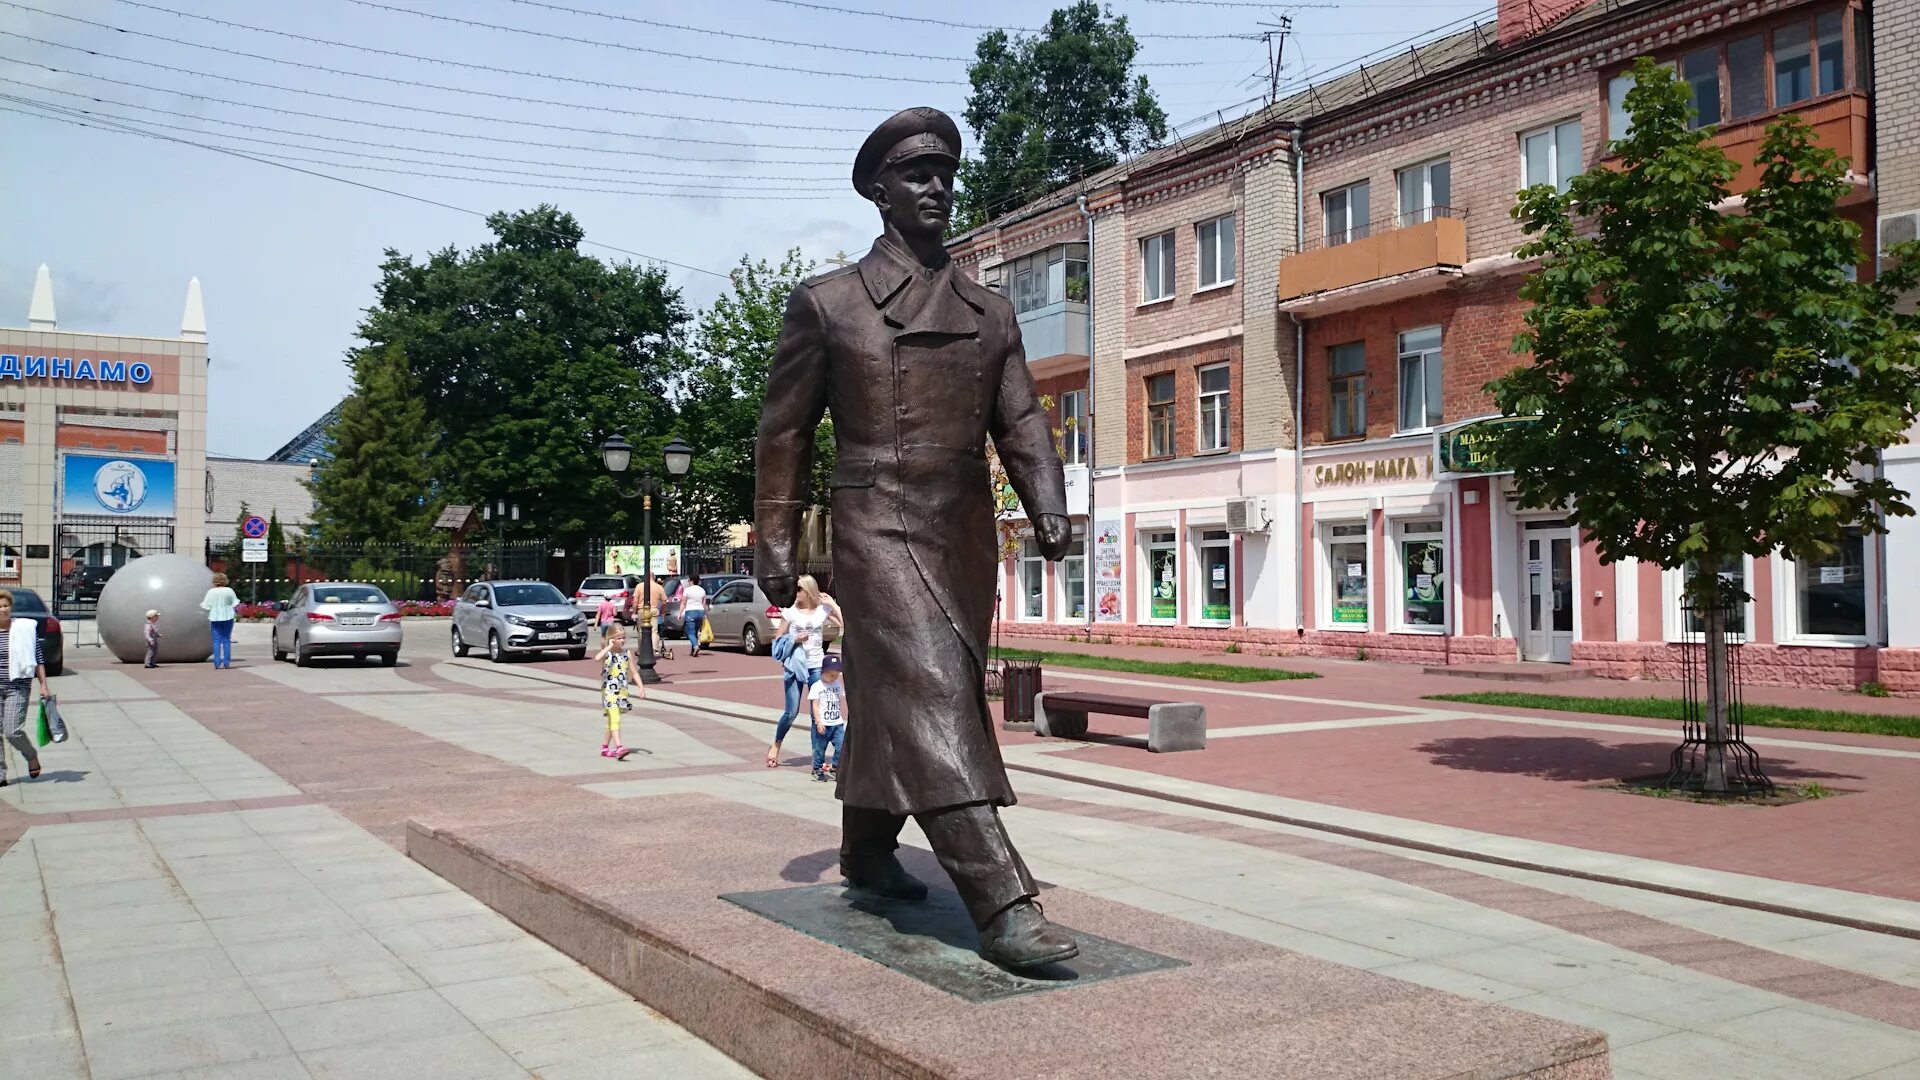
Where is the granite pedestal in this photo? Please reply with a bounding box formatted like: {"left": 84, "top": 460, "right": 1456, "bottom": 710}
{"left": 407, "top": 794, "right": 1609, "bottom": 1080}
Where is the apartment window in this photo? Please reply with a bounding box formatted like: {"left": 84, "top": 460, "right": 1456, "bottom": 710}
{"left": 1793, "top": 529, "right": 1868, "bottom": 640}
{"left": 1625, "top": 9, "right": 1858, "bottom": 140}
{"left": 1774, "top": 22, "right": 1813, "bottom": 106}
{"left": 1060, "top": 389, "right": 1088, "bottom": 466}
{"left": 1522, "top": 120, "right": 1584, "bottom": 192}
{"left": 1197, "top": 364, "right": 1230, "bottom": 453}
{"left": 1141, "top": 232, "right": 1176, "bottom": 303}
{"left": 1329, "top": 342, "right": 1366, "bottom": 439}
{"left": 1323, "top": 181, "right": 1370, "bottom": 246}
{"left": 1327, "top": 523, "right": 1369, "bottom": 628}
{"left": 1146, "top": 373, "right": 1175, "bottom": 458}
{"left": 1681, "top": 47, "right": 1722, "bottom": 128}
{"left": 1607, "top": 62, "right": 1674, "bottom": 141}
{"left": 1397, "top": 326, "right": 1444, "bottom": 432}
{"left": 1396, "top": 158, "right": 1451, "bottom": 226}
{"left": 1008, "top": 244, "right": 1089, "bottom": 314}
{"left": 1196, "top": 215, "right": 1236, "bottom": 288}
{"left": 1816, "top": 10, "right": 1844, "bottom": 95}
{"left": 1727, "top": 34, "right": 1768, "bottom": 118}
{"left": 1397, "top": 520, "right": 1447, "bottom": 630}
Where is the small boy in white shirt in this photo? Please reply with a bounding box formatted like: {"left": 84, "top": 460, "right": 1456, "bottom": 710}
{"left": 808, "top": 653, "right": 846, "bottom": 782}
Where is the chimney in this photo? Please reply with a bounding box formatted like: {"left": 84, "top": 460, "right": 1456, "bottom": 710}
{"left": 1497, "top": 0, "right": 1594, "bottom": 46}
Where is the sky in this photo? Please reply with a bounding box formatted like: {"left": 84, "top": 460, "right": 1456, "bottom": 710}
{"left": 0, "top": 0, "right": 1492, "bottom": 459}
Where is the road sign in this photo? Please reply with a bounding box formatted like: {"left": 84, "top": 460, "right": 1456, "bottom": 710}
{"left": 242, "top": 537, "right": 268, "bottom": 563}
{"left": 242, "top": 515, "right": 269, "bottom": 539}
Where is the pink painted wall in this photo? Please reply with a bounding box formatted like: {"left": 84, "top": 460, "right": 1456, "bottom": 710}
{"left": 1581, "top": 532, "right": 1616, "bottom": 642}
{"left": 1638, "top": 560, "right": 1663, "bottom": 642}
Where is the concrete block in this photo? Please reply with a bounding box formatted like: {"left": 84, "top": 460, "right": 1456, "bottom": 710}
{"left": 1147, "top": 702, "right": 1207, "bottom": 752}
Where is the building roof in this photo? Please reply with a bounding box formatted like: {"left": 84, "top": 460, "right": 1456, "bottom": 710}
{"left": 434, "top": 504, "right": 478, "bottom": 532}
{"left": 268, "top": 403, "right": 341, "bottom": 464}
{"left": 206, "top": 456, "right": 315, "bottom": 528}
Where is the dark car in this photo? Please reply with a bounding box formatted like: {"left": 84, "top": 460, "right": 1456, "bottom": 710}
{"left": 6, "top": 588, "right": 64, "bottom": 676}
{"left": 62, "top": 564, "right": 116, "bottom": 602}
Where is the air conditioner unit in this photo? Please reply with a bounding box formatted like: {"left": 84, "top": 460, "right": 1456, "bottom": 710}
{"left": 1225, "top": 496, "right": 1270, "bottom": 534}
{"left": 1883, "top": 212, "right": 1920, "bottom": 251}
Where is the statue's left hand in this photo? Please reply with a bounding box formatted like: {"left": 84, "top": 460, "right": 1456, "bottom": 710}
{"left": 1036, "top": 513, "right": 1074, "bottom": 561}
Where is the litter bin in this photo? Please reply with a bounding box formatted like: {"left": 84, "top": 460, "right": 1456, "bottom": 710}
{"left": 999, "top": 655, "right": 1043, "bottom": 729}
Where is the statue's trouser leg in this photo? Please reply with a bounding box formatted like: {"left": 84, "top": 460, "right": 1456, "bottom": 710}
{"left": 841, "top": 803, "right": 1037, "bottom": 927}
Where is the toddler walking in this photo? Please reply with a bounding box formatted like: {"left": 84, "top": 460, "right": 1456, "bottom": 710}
{"left": 143, "top": 610, "right": 161, "bottom": 668}
{"left": 809, "top": 653, "right": 847, "bottom": 782}
{"left": 595, "top": 625, "right": 642, "bottom": 760}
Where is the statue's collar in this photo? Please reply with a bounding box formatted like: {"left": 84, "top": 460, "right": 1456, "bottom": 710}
{"left": 859, "top": 235, "right": 945, "bottom": 308}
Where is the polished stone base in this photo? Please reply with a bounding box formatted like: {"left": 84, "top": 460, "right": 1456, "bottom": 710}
{"left": 722, "top": 882, "right": 1184, "bottom": 1003}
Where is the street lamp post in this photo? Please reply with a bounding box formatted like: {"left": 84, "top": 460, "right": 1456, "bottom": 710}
{"left": 481, "top": 499, "right": 520, "bottom": 580}
{"left": 600, "top": 435, "right": 693, "bottom": 684}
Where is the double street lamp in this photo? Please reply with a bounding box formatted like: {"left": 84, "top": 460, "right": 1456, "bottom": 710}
{"left": 600, "top": 434, "right": 693, "bottom": 684}
{"left": 481, "top": 498, "right": 519, "bottom": 580}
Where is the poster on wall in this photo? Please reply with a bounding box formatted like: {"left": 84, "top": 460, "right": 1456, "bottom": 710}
{"left": 1402, "top": 540, "right": 1446, "bottom": 627}
{"left": 603, "top": 545, "right": 682, "bottom": 577}
{"left": 61, "top": 455, "right": 176, "bottom": 518}
{"left": 1149, "top": 546, "right": 1178, "bottom": 620}
{"left": 1092, "top": 519, "right": 1122, "bottom": 622}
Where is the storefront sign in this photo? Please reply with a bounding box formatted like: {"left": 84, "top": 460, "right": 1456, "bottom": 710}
{"left": 0, "top": 355, "right": 155, "bottom": 385}
{"left": 1092, "top": 519, "right": 1122, "bottom": 622}
{"left": 603, "top": 545, "right": 681, "bottom": 577}
{"left": 1312, "top": 454, "right": 1431, "bottom": 487}
{"left": 1435, "top": 415, "right": 1539, "bottom": 477}
{"left": 61, "top": 455, "right": 175, "bottom": 517}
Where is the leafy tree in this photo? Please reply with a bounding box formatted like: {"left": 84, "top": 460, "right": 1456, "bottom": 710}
{"left": 223, "top": 500, "right": 251, "bottom": 571}
{"left": 309, "top": 344, "right": 437, "bottom": 543}
{"left": 1491, "top": 58, "right": 1920, "bottom": 791}
{"left": 265, "top": 510, "right": 287, "bottom": 583}
{"left": 954, "top": 2, "right": 1166, "bottom": 230}
{"left": 671, "top": 250, "right": 834, "bottom": 538}
{"left": 354, "top": 206, "right": 688, "bottom": 543}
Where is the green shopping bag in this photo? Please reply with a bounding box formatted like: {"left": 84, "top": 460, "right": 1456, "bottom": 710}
{"left": 34, "top": 698, "right": 52, "bottom": 747}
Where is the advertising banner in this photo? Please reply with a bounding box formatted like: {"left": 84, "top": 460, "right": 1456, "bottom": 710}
{"left": 603, "top": 545, "right": 682, "bottom": 577}
{"left": 61, "top": 454, "right": 176, "bottom": 518}
{"left": 1092, "top": 519, "right": 1123, "bottom": 622}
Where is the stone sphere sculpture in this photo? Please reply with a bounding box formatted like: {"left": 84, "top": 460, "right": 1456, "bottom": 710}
{"left": 98, "top": 552, "right": 214, "bottom": 664}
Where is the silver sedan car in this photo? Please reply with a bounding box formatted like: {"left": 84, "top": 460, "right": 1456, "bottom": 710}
{"left": 452, "top": 580, "right": 590, "bottom": 662}
{"left": 272, "top": 582, "right": 404, "bottom": 667}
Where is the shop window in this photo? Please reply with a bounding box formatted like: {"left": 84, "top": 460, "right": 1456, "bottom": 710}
{"left": 1396, "top": 158, "right": 1451, "bottom": 226}
{"left": 1061, "top": 546, "right": 1087, "bottom": 621}
{"left": 1060, "top": 389, "right": 1088, "bottom": 466}
{"left": 1397, "top": 519, "right": 1447, "bottom": 630}
{"left": 1327, "top": 522, "right": 1369, "bottom": 629}
{"left": 1196, "top": 215, "right": 1235, "bottom": 288}
{"left": 1146, "top": 373, "right": 1175, "bottom": 458}
{"left": 1397, "top": 326, "right": 1444, "bottom": 432}
{"left": 1019, "top": 539, "right": 1045, "bottom": 620}
{"left": 1792, "top": 529, "right": 1868, "bottom": 640}
{"left": 1681, "top": 556, "right": 1749, "bottom": 637}
{"left": 1196, "top": 529, "right": 1232, "bottom": 625}
{"left": 1146, "top": 531, "right": 1178, "bottom": 622}
{"left": 1329, "top": 342, "right": 1366, "bottom": 438}
{"left": 1141, "top": 232, "right": 1175, "bottom": 303}
{"left": 1324, "top": 181, "right": 1370, "bottom": 246}
{"left": 1680, "top": 48, "right": 1722, "bottom": 128}
{"left": 1197, "top": 363, "right": 1230, "bottom": 453}
{"left": 1522, "top": 119, "right": 1584, "bottom": 191}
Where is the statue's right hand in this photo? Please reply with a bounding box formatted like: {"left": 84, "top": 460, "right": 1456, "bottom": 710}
{"left": 762, "top": 575, "right": 797, "bottom": 608}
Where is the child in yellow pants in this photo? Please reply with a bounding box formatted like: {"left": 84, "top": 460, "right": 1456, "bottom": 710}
{"left": 596, "top": 626, "right": 642, "bottom": 760}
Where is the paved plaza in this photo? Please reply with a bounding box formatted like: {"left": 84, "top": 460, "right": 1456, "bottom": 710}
{"left": 4, "top": 622, "right": 1920, "bottom": 1077}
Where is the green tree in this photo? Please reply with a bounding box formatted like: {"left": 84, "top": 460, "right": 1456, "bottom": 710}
{"left": 223, "top": 501, "right": 251, "bottom": 571}
{"left": 671, "top": 250, "right": 834, "bottom": 539}
{"left": 265, "top": 509, "right": 287, "bottom": 584}
{"left": 1490, "top": 58, "right": 1920, "bottom": 791}
{"left": 354, "top": 206, "right": 688, "bottom": 542}
{"left": 309, "top": 344, "right": 437, "bottom": 543}
{"left": 954, "top": 2, "right": 1166, "bottom": 230}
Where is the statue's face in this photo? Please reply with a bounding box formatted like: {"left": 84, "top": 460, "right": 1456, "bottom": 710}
{"left": 872, "top": 157, "right": 955, "bottom": 238}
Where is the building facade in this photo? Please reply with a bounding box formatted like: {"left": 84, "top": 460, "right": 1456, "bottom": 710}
{"left": 1, "top": 266, "right": 209, "bottom": 599}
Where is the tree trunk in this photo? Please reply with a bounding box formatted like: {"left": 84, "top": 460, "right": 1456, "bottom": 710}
{"left": 1701, "top": 599, "right": 1730, "bottom": 793}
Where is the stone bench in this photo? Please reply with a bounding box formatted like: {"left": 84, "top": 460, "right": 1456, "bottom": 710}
{"left": 1034, "top": 690, "right": 1206, "bottom": 753}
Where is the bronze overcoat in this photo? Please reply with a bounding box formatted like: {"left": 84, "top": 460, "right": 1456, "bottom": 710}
{"left": 754, "top": 237, "right": 1068, "bottom": 815}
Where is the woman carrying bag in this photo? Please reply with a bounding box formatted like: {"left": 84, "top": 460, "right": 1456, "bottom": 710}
{"left": 0, "top": 589, "right": 51, "bottom": 786}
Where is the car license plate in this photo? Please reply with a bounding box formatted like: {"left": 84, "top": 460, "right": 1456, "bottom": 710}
{"left": 538, "top": 632, "right": 566, "bottom": 641}
{"left": 340, "top": 617, "right": 373, "bottom": 626}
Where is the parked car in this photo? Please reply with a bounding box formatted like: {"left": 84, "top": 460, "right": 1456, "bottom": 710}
{"left": 452, "top": 580, "right": 589, "bottom": 663}
{"left": 272, "top": 582, "right": 403, "bottom": 667}
{"left": 61, "top": 564, "right": 116, "bottom": 603}
{"left": 697, "top": 573, "right": 748, "bottom": 595}
{"left": 6, "top": 588, "right": 64, "bottom": 676}
{"left": 573, "top": 574, "right": 639, "bottom": 619}
{"left": 654, "top": 574, "right": 687, "bottom": 636}
{"left": 701, "top": 579, "right": 782, "bottom": 655}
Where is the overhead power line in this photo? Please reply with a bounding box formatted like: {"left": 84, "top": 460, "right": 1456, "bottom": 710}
{"left": 0, "top": 5, "right": 898, "bottom": 112}
{"left": 745, "top": 0, "right": 1261, "bottom": 40}
{"left": 0, "top": 78, "right": 844, "bottom": 182}
{"left": 0, "top": 99, "right": 735, "bottom": 278}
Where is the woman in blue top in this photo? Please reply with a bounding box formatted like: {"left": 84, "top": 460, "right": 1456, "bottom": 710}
{"left": 200, "top": 572, "right": 241, "bottom": 669}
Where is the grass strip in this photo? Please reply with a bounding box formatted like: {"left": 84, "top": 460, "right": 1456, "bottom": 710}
{"left": 1425, "top": 691, "right": 1920, "bottom": 739}
{"left": 989, "top": 646, "right": 1317, "bottom": 683}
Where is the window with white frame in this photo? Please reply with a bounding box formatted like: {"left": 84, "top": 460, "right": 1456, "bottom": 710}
{"left": 1396, "top": 519, "right": 1447, "bottom": 629}
{"left": 1195, "top": 529, "right": 1232, "bottom": 625}
{"left": 1323, "top": 181, "right": 1370, "bottom": 246}
{"left": 1396, "top": 158, "right": 1451, "bottom": 226}
{"left": 1019, "top": 539, "right": 1045, "bottom": 620}
{"left": 1009, "top": 244, "right": 1089, "bottom": 314}
{"left": 1140, "top": 232, "right": 1176, "bottom": 303}
{"left": 1397, "top": 326, "right": 1444, "bottom": 432}
{"left": 1061, "top": 537, "right": 1087, "bottom": 622}
{"left": 1060, "top": 389, "right": 1088, "bottom": 466}
{"left": 1329, "top": 342, "right": 1366, "bottom": 439}
{"left": 1197, "top": 363, "right": 1230, "bottom": 453}
{"left": 1681, "top": 556, "right": 1750, "bottom": 637}
{"left": 1196, "top": 215, "right": 1236, "bottom": 288}
{"left": 1787, "top": 529, "right": 1870, "bottom": 641}
{"left": 1326, "top": 522, "right": 1370, "bottom": 629}
{"left": 1522, "top": 120, "right": 1584, "bottom": 193}
{"left": 1145, "top": 531, "right": 1178, "bottom": 622}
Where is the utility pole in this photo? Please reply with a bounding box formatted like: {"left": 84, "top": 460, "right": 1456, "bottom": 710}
{"left": 1258, "top": 16, "right": 1292, "bottom": 106}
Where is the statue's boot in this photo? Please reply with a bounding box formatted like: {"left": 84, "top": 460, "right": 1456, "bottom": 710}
{"left": 978, "top": 900, "right": 1078, "bottom": 969}
{"left": 841, "top": 852, "right": 929, "bottom": 902}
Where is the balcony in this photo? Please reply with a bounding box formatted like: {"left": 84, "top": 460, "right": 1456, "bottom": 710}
{"left": 1278, "top": 209, "right": 1467, "bottom": 303}
{"left": 1016, "top": 301, "right": 1089, "bottom": 371}
{"left": 1712, "top": 91, "right": 1868, "bottom": 194}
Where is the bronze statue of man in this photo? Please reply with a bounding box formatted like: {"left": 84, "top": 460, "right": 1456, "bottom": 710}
{"left": 755, "top": 107, "right": 1077, "bottom": 969}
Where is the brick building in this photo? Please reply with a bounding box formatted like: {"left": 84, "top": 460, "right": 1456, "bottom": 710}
{"left": 1876, "top": 0, "right": 1920, "bottom": 677}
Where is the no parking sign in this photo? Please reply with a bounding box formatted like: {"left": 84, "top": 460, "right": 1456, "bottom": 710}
{"left": 242, "top": 514, "right": 268, "bottom": 539}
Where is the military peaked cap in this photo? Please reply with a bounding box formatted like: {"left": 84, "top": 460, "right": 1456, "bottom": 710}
{"left": 851, "top": 107, "right": 961, "bottom": 198}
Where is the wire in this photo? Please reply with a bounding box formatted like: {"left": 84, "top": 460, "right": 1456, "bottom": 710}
{"left": 1270, "top": 7, "right": 1494, "bottom": 98}
{"left": 744, "top": 0, "right": 1261, "bottom": 40}
{"left": 0, "top": 101, "right": 744, "bottom": 278}
{"left": 0, "top": 5, "right": 900, "bottom": 112}
{"left": 0, "top": 78, "right": 845, "bottom": 182}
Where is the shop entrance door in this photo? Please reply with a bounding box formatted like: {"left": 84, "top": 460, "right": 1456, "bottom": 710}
{"left": 1522, "top": 525, "right": 1574, "bottom": 663}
